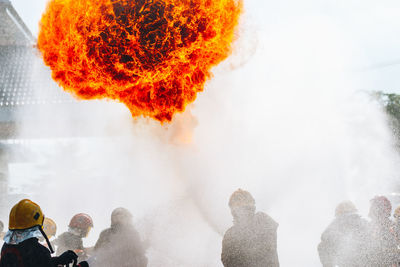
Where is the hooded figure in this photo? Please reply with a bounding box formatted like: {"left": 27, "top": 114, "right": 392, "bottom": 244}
{"left": 55, "top": 213, "right": 93, "bottom": 261}
{"left": 366, "top": 196, "right": 399, "bottom": 266}
{"left": 221, "top": 189, "right": 279, "bottom": 267}
{"left": 0, "top": 199, "right": 88, "bottom": 267}
{"left": 92, "top": 207, "right": 147, "bottom": 267}
{"left": 318, "top": 201, "right": 369, "bottom": 267}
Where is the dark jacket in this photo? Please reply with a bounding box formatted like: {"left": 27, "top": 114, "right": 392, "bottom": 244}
{"left": 93, "top": 224, "right": 147, "bottom": 267}
{"left": 221, "top": 212, "right": 279, "bottom": 267}
{"left": 0, "top": 237, "right": 59, "bottom": 267}
{"left": 318, "top": 214, "right": 369, "bottom": 267}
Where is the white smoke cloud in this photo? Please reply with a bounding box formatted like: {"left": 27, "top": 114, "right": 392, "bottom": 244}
{"left": 4, "top": 0, "right": 400, "bottom": 266}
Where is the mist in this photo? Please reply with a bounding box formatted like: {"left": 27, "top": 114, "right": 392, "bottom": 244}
{"left": 3, "top": 0, "right": 400, "bottom": 266}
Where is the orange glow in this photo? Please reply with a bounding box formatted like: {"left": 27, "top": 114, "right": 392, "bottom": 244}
{"left": 38, "top": 0, "right": 242, "bottom": 122}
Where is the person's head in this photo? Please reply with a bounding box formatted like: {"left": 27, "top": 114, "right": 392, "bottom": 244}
{"left": 111, "top": 207, "right": 132, "bottom": 227}
{"left": 369, "top": 196, "right": 392, "bottom": 221}
{"left": 69, "top": 213, "right": 93, "bottom": 238}
{"left": 0, "top": 220, "right": 4, "bottom": 233}
{"left": 43, "top": 217, "right": 57, "bottom": 239}
{"left": 335, "top": 201, "right": 358, "bottom": 218}
{"left": 393, "top": 206, "right": 400, "bottom": 222}
{"left": 9, "top": 199, "right": 44, "bottom": 231}
{"left": 8, "top": 199, "right": 54, "bottom": 253}
{"left": 229, "top": 189, "right": 256, "bottom": 224}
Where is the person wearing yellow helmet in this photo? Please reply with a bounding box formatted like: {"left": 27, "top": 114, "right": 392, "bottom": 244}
{"left": 0, "top": 220, "right": 4, "bottom": 240}
{"left": 42, "top": 218, "right": 57, "bottom": 240}
{"left": 0, "top": 199, "right": 88, "bottom": 267}
{"left": 318, "top": 201, "right": 369, "bottom": 267}
{"left": 221, "top": 189, "right": 279, "bottom": 267}
{"left": 39, "top": 217, "right": 57, "bottom": 249}
{"left": 394, "top": 206, "right": 400, "bottom": 220}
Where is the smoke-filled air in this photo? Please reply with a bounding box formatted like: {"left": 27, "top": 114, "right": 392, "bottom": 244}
{"left": 1, "top": 0, "right": 400, "bottom": 266}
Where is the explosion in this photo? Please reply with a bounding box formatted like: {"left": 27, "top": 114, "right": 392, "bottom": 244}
{"left": 38, "top": 0, "right": 242, "bottom": 122}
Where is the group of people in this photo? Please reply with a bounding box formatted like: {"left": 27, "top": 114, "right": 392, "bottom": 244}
{"left": 221, "top": 190, "right": 400, "bottom": 267}
{"left": 0, "top": 200, "right": 147, "bottom": 267}
{"left": 0, "top": 191, "right": 399, "bottom": 266}
{"left": 318, "top": 196, "right": 400, "bottom": 267}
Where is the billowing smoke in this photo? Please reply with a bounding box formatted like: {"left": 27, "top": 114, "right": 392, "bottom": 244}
{"left": 4, "top": 0, "right": 400, "bottom": 266}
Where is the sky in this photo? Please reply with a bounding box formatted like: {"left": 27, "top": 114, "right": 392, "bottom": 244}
{"left": 12, "top": 0, "right": 400, "bottom": 93}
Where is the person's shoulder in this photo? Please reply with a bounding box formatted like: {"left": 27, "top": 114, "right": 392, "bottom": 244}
{"left": 321, "top": 218, "right": 340, "bottom": 239}
{"left": 255, "top": 212, "right": 278, "bottom": 228}
{"left": 326, "top": 217, "right": 341, "bottom": 228}
{"left": 119, "top": 225, "right": 141, "bottom": 240}
{"left": 348, "top": 214, "right": 368, "bottom": 225}
{"left": 224, "top": 225, "right": 235, "bottom": 236}
{"left": 58, "top": 231, "right": 69, "bottom": 238}
{"left": 21, "top": 237, "right": 40, "bottom": 245}
{"left": 22, "top": 238, "right": 50, "bottom": 253}
{"left": 2, "top": 238, "right": 49, "bottom": 256}
{"left": 57, "top": 231, "right": 78, "bottom": 244}
{"left": 222, "top": 226, "right": 236, "bottom": 244}
{"left": 337, "top": 214, "right": 368, "bottom": 231}
{"left": 99, "top": 227, "right": 113, "bottom": 238}
{"left": 94, "top": 227, "right": 113, "bottom": 250}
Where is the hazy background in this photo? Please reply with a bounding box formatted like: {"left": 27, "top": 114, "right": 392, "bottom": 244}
{"left": 3, "top": 0, "right": 400, "bottom": 266}
{"left": 11, "top": 0, "right": 400, "bottom": 93}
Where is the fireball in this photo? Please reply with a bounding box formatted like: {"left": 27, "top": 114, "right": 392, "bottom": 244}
{"left": 38, "top": 0, "right": 242, "bottom": 122}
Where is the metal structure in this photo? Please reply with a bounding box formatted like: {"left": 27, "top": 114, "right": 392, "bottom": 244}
{"left": 0, "top": 0, "right": 114, "bottom": 140}
{"left": 0, "top": 0, "right": 83, "bottom": 139}
{"left": 0, "top": 1, "right": 107, "bottom": 218}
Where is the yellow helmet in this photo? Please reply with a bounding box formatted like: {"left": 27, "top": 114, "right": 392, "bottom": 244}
{"left": 9, "top": 199, "right": 44, "bottom": 230}
{"left": 43, "top": 217, "right": 57, "bottom": 238}
{"left": 394, "top": 206, "right": 400, "bottom": 219}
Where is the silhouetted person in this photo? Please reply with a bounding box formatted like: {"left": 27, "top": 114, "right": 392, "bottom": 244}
{"left": 366, "top": 196, "right": 399, "bottom": 266}
{"left": 221, "top": 189, "right": 279, "bottom": 267}
{"left": 55, "top": 213, "right": 93, "bottom": 261}
{"left": 318, "top": 201, "right": 369, "bottom": 267}
{"left": 93, "top": 207, "right": 147, "bottom": 267}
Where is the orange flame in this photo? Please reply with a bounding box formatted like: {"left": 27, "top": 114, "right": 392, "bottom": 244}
{"left": 38, "top": 0, "right": 242, "bottom": 122}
